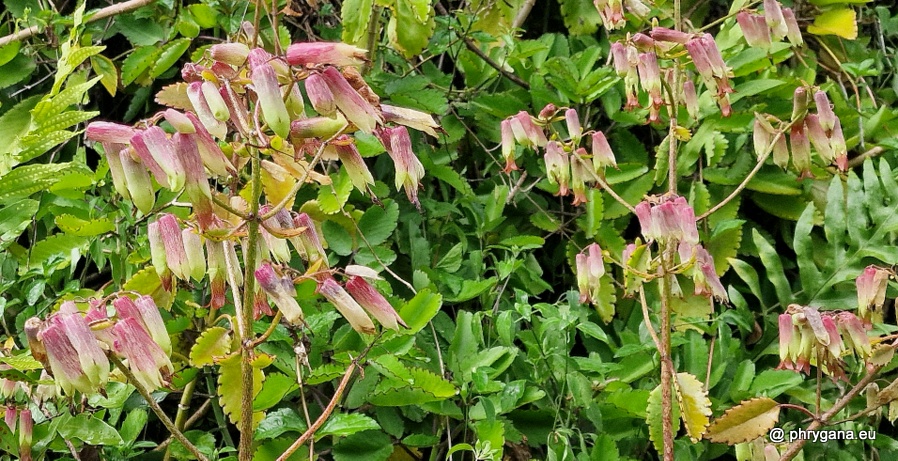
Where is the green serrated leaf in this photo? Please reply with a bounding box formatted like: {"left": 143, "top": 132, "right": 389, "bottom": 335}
{"left": 150, "top": 38, "right": 191, "bottom": 78}
{"left": 57, "top": 414, "right": 123, "bottom": 446}
{"left": 646, "top": 382, "right": 681, "bottom": 455}
{"left": 368, "top": 367, "right": 456, "bottom": 406}
{"left": 342, "top": 0, "right": 375, "bottom": 45}
{"left": 32, "top": 77, "right": 101, "bottom": 121}
{"left": 559, "top": 0, "right": 603, "bottom": 35}
{"left": 36, "top": 110, "right": 99, "bottom": 135}
{"left": 22, "top": 233, "right": 89, "bottom": 270}
{"left": 189, "top": 326, "right": 232, "bottom": 367}
{"left": 706, "top": 398, "right": 780, "bottom": 445}
{"left": 358, "top": 201, "right": 399, "bottom": 246}
{"left": 305, "top": 362, "right": 350, "bottom": 385}
{"left": 675, "top": 372, "right": 712, "bottom": 442}
{"left": 398, "top": 288, "right": 441, "bottom": 334}
{"left": 0, "top": 199, "right": 38, "bottom": 250}
{"left": 386, "top": 0, "right": 435, "bottom": 58}
{"left": 55, "top": 214, "right": 115, "bottom": 237}
{"left": 318, "top": 413, "right": 381, "bottom": 438}
{"left": 751, "top": 230, "right": 792, "bottom": 307}
{"left": 0, "top": 353, "right": 43, "bottom": 371}
{"left": 706, "top": 220, "right": 744, "bottom": 276}
{"left": 318, "top": 169, "right": 353, "bottom": 214}
{"left": 122, "top": 46, "right": 164, "bottom": 86}
{"left": 15, "top": 130, "right": 77, "bottom": 163}
{"left": 218, "top": 354, "right": 266, "bottom": 428}
{"left": 90, "top": 54, "right": 119, "bottom": 96}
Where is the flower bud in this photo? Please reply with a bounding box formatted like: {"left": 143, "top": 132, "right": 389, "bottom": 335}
{"left": 201, "top": 81, "right": 230, "bottom": 122}
{"left": 157, "top": 214, "right": 190, "bottom": 280}
{"left": 345, "top": 276, "right": 406, "bottom": 330}
{"left": 500, "top": 119, "right": 517, "bottom": 173}
{"left": 737, "top": 12, "right": 771, "bottom": 50}
{"left": 128, "top": 129, "right": 174, "bottom": 189}
{"left": 147, "top": 220, "right": 171, "bottom": 290}
{"left": 509, "top": 111, "right": 547, "bottom": 148}
{"left": 790, "top": 123, "right": 812, "bottom": 178}
{"left": 570, "top": 151, "right": 591, "bottom": 206}
{"left": 173, "top": 133, "right": 215, "bottom": 230}
{"left": 831, "top": 119, "right": 847, "bottom": 172}
{"left": 792, "top": 87, "right": 808, "bottom": 122}
{"left": 565, "top": 109, "right": 582, "bottom": 141}
{"left": 184, "top": 112, "right": 236, "bottom": 177}
{"left": 814, "top": 91, "right": 837, "bottom": 133}
{"left": 286, "top": 42, "right": 368, "bottom": 67}
{"left": 114, "top": 296, "right": 172, "bottom": 356}
{"left": 86, "top": 121, "right": 137, "bottom": 144}
{"left": 764, "top": 0, "right": 789, "bottom": 41}
{"left": 544, "top": 141, "right": 570, "bottom": 196}
{"left": 592, "top": 131, "right": 617, "bottom": 169}
{"left": 856, "top": 266, "right": 890, "bottom": 324}
{"left": 99, "top": 143, "right": 131, "bottom": 201}
{"left": 251, "top": 63, "right": 291, "bottom": 139}
{"left": 209, "top": 42, "right": 250, "bottom": 67}
{"left": 838, "top": 311, "right": 871, "bottom": 359}
{"left": 783, "top": 8, "right": 803, "bottom": 46}
{"left": 131, "top": 127, "right": 186, "bottom": 191}
{"left": 683, "top": 80, "right": 699, "bottom": 119}
{"left": 333, "top": 137, "right": 374, "bottom": 192}
{"left": 305, "top": 73, "right": 336, "bottom": 117}
{"left": 255, "top": 263, "right": 304, "bottom": 325}
{"left": 187, "top": 81, "right": 227, "bottom": 139}
{"left": 19, "top": 408, "right": 32, "bottom": 461}
{"left": 113, "top": 317, "right": 173, "bottom": 390}
{"left": 293, "top": 213, "right": 327, "bottom": 265}
{"left": 610, "top": 42, "right": 631, "bottom": 77}
{"left": 381, "top": 104, "right": 440, "bottom": 138}
{"left": 378, "top": 126, "right": 425, "bottom": 208}
{"left": 163, "top": 109, "right": 196, "bottom": 133}
{"left": 576, "top": 243, "right": 605, "bottom": 304}
{"left": 631, "top": 33, "right": 655, "bottom": 51}
{"left": 318, "top": 277, "right": 376, "bottom": 334}
{"left": 206, "top": 240, "right": 227, "bottom": 309}
{"left": 805, "top": 114, "right": 834, "bottom": 163}
{"left": 320, "top": 67, "right": 382, "bottom": 133}
{"left": 117, "top": 147, "right": 155, "bottom": 214}
{"left": 291, "top": 114, "right": 349, "bottom": 139}
{"left": 650, "top": 27, "right": 692, "bottom": 44}
{"left": 182, "top": 228, "right": 206, "bottom": 281}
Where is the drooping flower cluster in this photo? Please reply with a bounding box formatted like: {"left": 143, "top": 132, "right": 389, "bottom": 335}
{"left": 24, "top": 298, "right": 173, "bottom": 396}
{"left": 777, "top": 304, "right": 871, "bottom": 381}
{"left": 611, "top": 29, "right": 734, "bottom": 120}
{"left": 500, "top": 106, "right": 616, "bottom": 205}
{"left": 633, "top": 196, "right": 728, "bottom": 301}
{"left": 254, "top": 262, "right": 406, "bottom": 334}
{"left": 736, "top": 0, "right": 803, "bottom": 50}
{"left": 755, "top": 87, "right": 847, "bottom": 178}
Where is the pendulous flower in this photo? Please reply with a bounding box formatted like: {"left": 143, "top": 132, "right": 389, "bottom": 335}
{"left": 345, "top": 276, "right": 407, "bottom": 331}
{"left": 318, "top": 277, "right": 376, "bottom": 334}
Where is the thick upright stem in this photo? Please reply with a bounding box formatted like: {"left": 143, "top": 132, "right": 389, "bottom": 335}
{"left": 659, "top": 255, "right": 675, "bottom": 461}
{"left": 238, "top": 150, "right": 263, "bottom": 461}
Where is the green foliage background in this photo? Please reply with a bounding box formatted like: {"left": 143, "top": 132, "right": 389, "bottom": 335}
{"left": 2, "top": 0, "right": 898, "bottom": 460}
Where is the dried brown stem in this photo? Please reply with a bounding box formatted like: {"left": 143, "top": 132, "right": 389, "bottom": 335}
{"left": 0, "top": 0, "right": 158, "bottom": 47}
